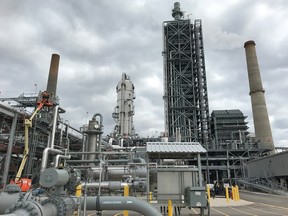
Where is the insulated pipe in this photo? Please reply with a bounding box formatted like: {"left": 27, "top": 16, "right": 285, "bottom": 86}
{"left": 0, "top": 192, "right": 21, "bottom": 214}
{"left": 40, "top": 147, "right": 64, "bottom": 172}
{"left": 46, "top": 54, "right": 60, "bottom": 99}
{"left": 91, "top": 166, "right": 147, "bottom": 180}
{"left": 244, "top": 40, "right": 275, "bottom": 153}
{"left": 79, "top": 196, "right": 162, "bottom": 216}
{"left": 81, "top": 182, "right": 130, "bottom": 190}
{"left": 49, "top": 105, "right": 59, "bottom": 149}
{"left": 2, "top": 113, "right": 18, "bottom": 190}
{"left": 54, "top": 154, "right": 71, "bottom": 167}
{"left": 3, "top": 201, "right": 46, "bottom": 216}
{"left": 3, "top": 198, "right": 73, "bottom": 216}
{"left": 66, "top": 159, "right": 129, "bottom": 164}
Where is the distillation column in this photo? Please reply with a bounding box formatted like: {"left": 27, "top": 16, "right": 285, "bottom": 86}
{"left": 244, "top": 40, "right": 275, "bottom": 153}
{"left": 112, "top": 73, "right": 135, "bottom": 137}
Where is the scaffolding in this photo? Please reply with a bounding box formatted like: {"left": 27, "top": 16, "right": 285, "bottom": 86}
{"left": 162, "top": 17, "right": 210, "bottom": 145}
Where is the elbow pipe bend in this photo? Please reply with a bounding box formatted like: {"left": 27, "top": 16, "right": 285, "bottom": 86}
{"left": 80, "top": 196, "right": 161, "bottom": 216}
{"left": 41, "top": 147, "right": 63, "bottom": 172}
{"left": 54, "top": 154, "right": 71, "bottom": 168}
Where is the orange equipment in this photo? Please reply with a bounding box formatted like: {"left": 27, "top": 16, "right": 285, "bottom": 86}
{"left": 12, "top": 91, "right": 54, "bottom": 191}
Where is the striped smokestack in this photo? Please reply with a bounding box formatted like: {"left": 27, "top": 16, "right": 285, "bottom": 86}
{"left": 46, "top": 54, "right": 60, "bottom": 100}
{"left": 244, "top": 40, "right": 275, "bottom": 153}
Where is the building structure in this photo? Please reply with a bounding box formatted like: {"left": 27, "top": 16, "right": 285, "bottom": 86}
{"left": 162, "top": 2, "right": 210, "bottom": 147}
{"left": 210, "top": 109, "right": 250, "bottom": 149}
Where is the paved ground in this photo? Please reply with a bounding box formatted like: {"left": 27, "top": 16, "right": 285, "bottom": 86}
{"left": 84, "top": 190, "right": 288, "bottom": 215}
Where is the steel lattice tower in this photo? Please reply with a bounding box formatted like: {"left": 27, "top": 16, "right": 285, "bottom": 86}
{"left": 163, "top": 2, "right": 210, "bottom": 146}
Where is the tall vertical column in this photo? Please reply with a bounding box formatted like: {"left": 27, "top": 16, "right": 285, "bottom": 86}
{"left": 112, "top": 73, "right": 135, "bottom": 137}
{"left": 244, "top": 40, "right": 274, "bottom": 153}
{"left": 46, "top": 54, "right": 60, "bottom": 100}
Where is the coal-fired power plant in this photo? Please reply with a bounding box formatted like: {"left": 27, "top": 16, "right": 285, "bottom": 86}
{"left": 244, "top": 40, "right": 275, "bottom": 153}
{"left": 1, "top": 3, "right": 288, "bottom": 216}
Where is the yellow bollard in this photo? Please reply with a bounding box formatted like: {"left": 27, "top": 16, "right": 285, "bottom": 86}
{"left": 237, "top": 185, "right": 240, "bottom": 200}
{"left": 231, "top": 186, "right": 235, "bottom": 200}
{"left": 149, "top": 191, "right": 153, "bottom": 203}
{"left": 168, "top": 199, "right": 173, "bottom": 216}
{"left": 74, "top": 185, "right": 82, "bottom": 215}
{"left": 206, "top": 184, "right": 210, "bottom": 202}
{"left": 75, "top": 184, "right": 82, "bottom": 197}
{"left": 123, "top": 185, "right": 129, "bottom": 216}
{"left": 236, "top": 185, "right": 240, "bottom": 201}
{"left": 233, "top": 186, "right": 237, "bottom": 201}
{"left": 225, "top": 186, "right": 229, "bottom": 203}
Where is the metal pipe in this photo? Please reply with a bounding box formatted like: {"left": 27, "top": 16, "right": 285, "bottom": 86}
{"left": 2, "top": 113, "right": 18, "bottom": 189}
{"left": 2, "top": 200, "right": 46, "bottom": 216}
{"left": 79, "top": 196, "right": 162, "bottom": 216}
{"left": 49, "top": 105, "right": 59, "bottom": 149}
{"left": 66, "top": 159, "right": 130, "bottom": 163}
{"left": 40, "top": 147, "right": 63, "bottom": 172}
{"left": 197, "top": 153, "right": 203, "bottom": 187}
{"left": 2, "top": 197, "right": 73, "bottom": 216}
{"left": 0, "top": 192, "right": 21, "bottom": 214}
{"left": 81, "top": 182, "right": 130, "bottom": 190}
{"left": 54, "top": 154, "right": 71, "bottom": 167}
{"left": 91, "top": 166, "right": 147, "bottom": 180}
{"left": 41, "top": 202, "right": 58, "bottom": 216}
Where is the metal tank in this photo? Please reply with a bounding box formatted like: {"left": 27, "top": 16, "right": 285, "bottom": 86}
{"left": 244, "top": 40, "right": 275, "bottom": 153}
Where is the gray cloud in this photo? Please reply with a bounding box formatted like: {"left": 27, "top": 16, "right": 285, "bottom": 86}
{"left": 0, "top": 0, "right": 287, "bottom": 147}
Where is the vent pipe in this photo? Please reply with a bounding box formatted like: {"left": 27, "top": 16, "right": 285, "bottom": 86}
{"left": 244, "top": 40, "right": 275, "bottom": 153}
{"left": 172, "top": 2, "right": 184, "bottom": 20}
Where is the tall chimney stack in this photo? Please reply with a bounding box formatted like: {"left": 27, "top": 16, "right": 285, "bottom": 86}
{"left": 244, "top": 40, "right": 275, "bottom": 153}
{"left": 46, "top": 54, "right": 60, "bottom": 100}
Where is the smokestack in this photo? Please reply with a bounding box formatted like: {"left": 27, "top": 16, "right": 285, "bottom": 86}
{"left": 46, "top": 54, "right": 60, "bottom": 100}
{"left": 244, "top": 40, "right": 275, "bottom": 153}
{"left": 172, "top": 2, "right": 184, "bottom": 20}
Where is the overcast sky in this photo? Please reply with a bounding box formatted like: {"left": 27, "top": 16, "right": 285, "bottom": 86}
{"left": 0, "top": 0, "right": 287, "bottom": 147}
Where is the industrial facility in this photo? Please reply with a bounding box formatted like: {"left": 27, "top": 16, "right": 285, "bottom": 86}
{"left": 0, "top": 2, "right": 287, "bottom": 216}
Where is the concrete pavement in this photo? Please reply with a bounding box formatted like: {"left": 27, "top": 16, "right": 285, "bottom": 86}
{"left": 209, "top": 197, "right": 253, "bottom": 207}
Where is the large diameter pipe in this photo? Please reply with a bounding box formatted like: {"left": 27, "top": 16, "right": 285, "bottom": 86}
{"left": 40, "top": 147, "right": 64, "bottom": 172}
{"left": 3, "top": 198, "right": 73, "bottom": 216}
{"left": 81, "top": 182, "right": 130, "bottom": 190}
{"left": 244, "top": 40, "right": 275, "bottom": 153}
{"left": 54, "top": 154, "right": 71, "bottom": 167}
{"left": 3, "top": 201, "right": 47, "bottom": 216}
{"left": 79, "top": 196, "right": 162, "bottom": 216}
{"left": 46, "top": 54, "right": 60, "bottom": 99}
{"left": 0, "top": 192, "right": 21, "bottom": 214}
{"left": 2, "top": 113, "right": 18, "bottom": 190}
